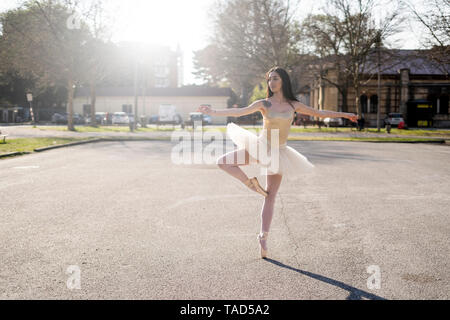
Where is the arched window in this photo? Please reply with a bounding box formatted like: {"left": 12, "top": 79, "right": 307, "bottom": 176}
{"left": 370, "top": 95, "right": 378, "bottom": 114}
{"left": 360, "top": 95, "right": 368, "bottom": 113}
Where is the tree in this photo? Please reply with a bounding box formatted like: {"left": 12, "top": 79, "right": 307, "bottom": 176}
{"left": 300, "top": 0, "right": 404, "bottom": 119}
{"left": 78, "top": 0, "right": 116, "bottom": 127}
{"left": 300, "top": 14, "right": 353, "bottom": 112}
{"left": 192, "top": 44, "right": 227, "bottom": 86}
{"left": 194, "top": 0, "right": 301, "bottom": 105}
{"left": 404, "top": 0, "right": 450, "bottom": 75}
{"left": 0, "top": 0, "right": 92, "bottom": 131}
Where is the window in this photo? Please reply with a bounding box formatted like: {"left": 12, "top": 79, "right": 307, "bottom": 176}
{"left": 438, "top": 95, "right": 449, "bottom": 115}
{"left": 360, "top": 95, "right": 368, "bottom": 113}
{"left": 370, "top": 95, "right": 378, "bottom": 114}
{"left": 122, "top": 104, "right": 132, "bottom": 113}
{"left": 155, "top": 77, "right": 170, "bottom": 88}
{"left": 154, "top": 65, "right": 169, "bottom": 77}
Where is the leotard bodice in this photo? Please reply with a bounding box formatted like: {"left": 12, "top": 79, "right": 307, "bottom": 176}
{"left": 261, "top": 106, "right": 295, "bottom": 146}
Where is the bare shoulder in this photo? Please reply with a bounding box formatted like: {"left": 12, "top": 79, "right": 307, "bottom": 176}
{"left": 249, "top": 99, "right": 269, "bottom": 110}
{"left": 251, "top": 99, "right": 271, "bottom": 112}
{"left": 251, "top": 99, "right": 271, "bottom": 117}
{"left": 291, "top": 100, "right": 309, "bottom": 111}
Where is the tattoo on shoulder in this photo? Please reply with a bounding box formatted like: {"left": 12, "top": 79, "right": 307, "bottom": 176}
{"left": 262, "top": 100, "right": 272, "bottom": 108}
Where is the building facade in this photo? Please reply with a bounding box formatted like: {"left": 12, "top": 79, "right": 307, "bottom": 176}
{"left": 304, "top": 50, "right": 450, "bottom": 127}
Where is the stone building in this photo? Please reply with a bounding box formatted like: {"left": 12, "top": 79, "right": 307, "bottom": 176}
{"left": 302, "top": 49, "right": 449, "bottom": 127}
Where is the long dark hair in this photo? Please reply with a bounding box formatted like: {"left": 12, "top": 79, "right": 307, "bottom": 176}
{"left": 266, "top": 66, "right": 298, "bottom": 103}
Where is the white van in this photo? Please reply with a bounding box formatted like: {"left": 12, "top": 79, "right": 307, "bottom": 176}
{"left": 158, "top": 104, "right": 182, "bottom": 124}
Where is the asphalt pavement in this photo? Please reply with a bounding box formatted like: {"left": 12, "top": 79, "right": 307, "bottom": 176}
{"left": 0, "top": 139, "right": 449, "bottom": 299}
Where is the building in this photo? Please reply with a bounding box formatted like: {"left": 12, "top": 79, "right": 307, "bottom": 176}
{"left": 73, "top": 86, "right": 233, "bottom": 125}
{"left": 114, "top": 42, "right": 183, "bottom": 89}
{"left": 303, "top": 49, "right": 450, "bottom": 127}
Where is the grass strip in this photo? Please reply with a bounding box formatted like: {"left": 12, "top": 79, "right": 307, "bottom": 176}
{"left": 0, "top": 137, "right": 97, "bottom": 154}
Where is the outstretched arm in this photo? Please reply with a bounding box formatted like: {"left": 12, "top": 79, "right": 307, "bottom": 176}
{"left": 197, "top": 100, "right": 263, "bottom": 117}
{"left": 293, "top": 101, "right": 358, "bottom": 123}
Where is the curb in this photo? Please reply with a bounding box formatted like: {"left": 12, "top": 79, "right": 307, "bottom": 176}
{"left": 288, "top": 138, "right": 447, "bottom": 143}
{"left": 30, "top": 137, "right": 172, "bottom": 152}
{"left": 34, "top": 138, "right": 105, "bottom": 152}
{"left": 0, "top": 151, "right": 32, "bottom": 159}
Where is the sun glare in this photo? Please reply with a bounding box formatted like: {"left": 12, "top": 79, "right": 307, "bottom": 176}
{"left": 115, "top": 0, "right": 193, "bottom": 46}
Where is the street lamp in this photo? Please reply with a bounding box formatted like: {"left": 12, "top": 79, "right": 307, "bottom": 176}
{"left": 26, "top": 92, "right": 35, "bottom": 124}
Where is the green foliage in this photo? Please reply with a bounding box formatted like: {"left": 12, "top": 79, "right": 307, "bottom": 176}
{"left": 250, "top": 82, "right": 267, "bottom": 103}
{"left": 0, "top": 1, "right": 92, "bottom": 87}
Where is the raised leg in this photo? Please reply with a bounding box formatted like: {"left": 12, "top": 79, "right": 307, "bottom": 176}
{"left": 216, "top": 148, "right": 258, "bottom": 184}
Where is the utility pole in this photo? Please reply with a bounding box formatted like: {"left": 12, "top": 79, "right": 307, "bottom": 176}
{"left": 133, "top": 57, "right": 138, "bottom": 131}
{"left": 376, "top": 31, "right": 382, "bottom": 132}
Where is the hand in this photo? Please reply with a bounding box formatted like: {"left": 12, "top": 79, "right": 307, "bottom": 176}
{"left": 346, "top": 113, "right": 358, "bottom": 123}
{"left": 197, "top": 105, "right": 214, "bottom": 115}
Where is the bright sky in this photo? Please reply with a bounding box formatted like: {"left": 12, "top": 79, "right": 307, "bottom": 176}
{"left": 0, "top": 0, "right": 432, "bottom": 85}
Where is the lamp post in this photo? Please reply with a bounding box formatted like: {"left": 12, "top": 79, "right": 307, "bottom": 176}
{"left": 376, "top": 31, "right": 382, "bottom": 132}
{"left": 26, "top": 92, "right": 35, "bottom": 124}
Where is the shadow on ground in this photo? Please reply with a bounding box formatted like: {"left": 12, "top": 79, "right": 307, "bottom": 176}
{"left": 264, "top": 258, "right": 387, "bottom": 300}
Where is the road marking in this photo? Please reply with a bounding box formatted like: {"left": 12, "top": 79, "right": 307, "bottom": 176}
{"left": 12, "top": 166, "right": 40, "bottom": 169}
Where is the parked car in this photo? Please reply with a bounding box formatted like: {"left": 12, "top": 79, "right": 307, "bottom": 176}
{"left": 148, "top": 113, "right": 182, "bottom": 125}
{"left": 189, "top": 112, "right": 203, "bottom": 122}
{"left": 203, "top": 114, "right": 212, "bottom": 125}
{"left": 86, "top": 112, "right": 107, "bottom": 125}
{"left": 51, "top": 112, "right": 85, "bottom": 124}
{"left": 148, "top": 114, "right": 159, "bottom": 124}
{"left": 185, "top": 112, "right": 210, "bottom": 127}
{"left": 51, "top": 112, "right": 67, "bottom": 124}
{"left": 323, "top": 117, "right": 344, "bottom": 127}
{"left": 76, "top": 113, "right": 86, "bottom": 124}
{"left": 385, "top": 113, "right": 404, "bottom": 127}
{"left": 112, "top": 112, "right": 129, "bottom": 125}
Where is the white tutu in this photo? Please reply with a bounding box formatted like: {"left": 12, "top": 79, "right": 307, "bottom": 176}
{"left": 225, "top": 122, "right": 315, "bottom": 181}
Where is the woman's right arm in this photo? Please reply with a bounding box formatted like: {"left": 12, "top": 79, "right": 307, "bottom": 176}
{"left": 198, "top": 100, "right": 263, "bottom": 117}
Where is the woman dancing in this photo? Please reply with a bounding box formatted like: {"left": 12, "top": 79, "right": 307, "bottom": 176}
{"left": 198, "top": 66, "right": 358, "bottom": 259}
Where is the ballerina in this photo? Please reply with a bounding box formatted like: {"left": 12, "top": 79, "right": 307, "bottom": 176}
{"left": 198, "top": 66, "right": 358, "bottom": 259}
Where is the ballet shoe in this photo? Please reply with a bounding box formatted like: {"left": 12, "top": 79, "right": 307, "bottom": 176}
{"left": 257, "top": 232, "right": 269, "bottom": 259}
{"left": 244, "top": 177, "right": 268, "bottom": 197}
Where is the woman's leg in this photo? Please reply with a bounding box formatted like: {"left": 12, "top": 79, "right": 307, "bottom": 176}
{"left": 259, "top": 174, "right": 283, "bottom": 250}
{"left": 216, "top": 148, "right": 257, "bottom": 184}
{"left": 260, "top": 174, "right": 283, "bottom": 232}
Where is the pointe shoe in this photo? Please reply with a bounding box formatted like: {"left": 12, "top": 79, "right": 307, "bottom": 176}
{"left": 257, "top": 232, "right": 269, "bottom": 259}
{"left": 244, "top": 177, "right": 268, "bottom": 197}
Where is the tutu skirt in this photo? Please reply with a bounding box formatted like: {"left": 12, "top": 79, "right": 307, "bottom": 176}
{"left": 225, "top": 123, "right": 315, "bottom": 181}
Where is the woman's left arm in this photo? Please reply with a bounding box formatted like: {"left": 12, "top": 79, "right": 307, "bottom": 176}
{"left": 293, "top": 101, "right": 358, "bottom": 122}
